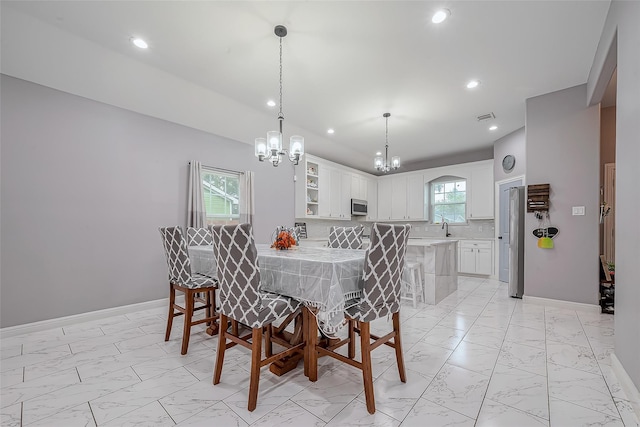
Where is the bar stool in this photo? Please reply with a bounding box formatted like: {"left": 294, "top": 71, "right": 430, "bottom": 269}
{"left": 401, "top": 261, "right": 423, "bottom": 308}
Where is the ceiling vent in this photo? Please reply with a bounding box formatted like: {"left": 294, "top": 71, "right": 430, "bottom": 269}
{"left": 476, "top": 112, "right": 496, "bottom": 121}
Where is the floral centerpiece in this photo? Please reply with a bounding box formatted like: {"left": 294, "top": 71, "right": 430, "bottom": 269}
{"left": 271, "top": 230, "right": 296, "bottom": 250}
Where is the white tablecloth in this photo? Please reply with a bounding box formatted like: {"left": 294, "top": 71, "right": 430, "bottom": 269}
{"left": 188, "top": 244, "right": 366, "bottom": 334}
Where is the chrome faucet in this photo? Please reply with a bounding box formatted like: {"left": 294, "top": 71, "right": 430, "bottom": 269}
{"left": 441, "top": 221, "right": 451, "bottom": 237}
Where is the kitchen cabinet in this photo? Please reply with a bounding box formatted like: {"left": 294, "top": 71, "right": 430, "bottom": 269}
{"left": 391, "top": 176, "right": 408, "bottom": 219}
{"left": 295, "top": 159, "right": 320, "bottom": 218}
{"left": 469, "top": 163, "right": 494, "bottom": 219}
{"left": 327, "top": 168, "right": 351, "bottom": 219}
{"left": 378, "top": 174, "right": 425, "bottom": 221}
{"left": 366, "top": 178, "right": 377, "bottom": 221}
{"left": 406, "top": 174, "right": 425, "bottom": 220}
{"left": 458, "top": 240, "right": 493, "bottom": 275}
{"left": 377, "top": 179, "right": 393, "bottom": 220}
{"left": 317, "top": 165, "right": 331, "bottom": 217}
{"left": 351, "top": 174, "right": 367, "bottom": 201}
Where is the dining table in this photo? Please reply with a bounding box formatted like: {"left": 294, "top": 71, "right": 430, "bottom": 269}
{"left": 188, "top": 243, "right": 367, "bottom": 377}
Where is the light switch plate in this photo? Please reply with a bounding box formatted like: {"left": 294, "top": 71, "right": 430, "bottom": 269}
{"left": 572, "top": 206, "right": 585, "bottom": 216}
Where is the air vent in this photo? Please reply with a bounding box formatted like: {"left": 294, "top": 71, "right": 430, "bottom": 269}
{"left": 476, "top": 112, "right": 496, "bottom": 121}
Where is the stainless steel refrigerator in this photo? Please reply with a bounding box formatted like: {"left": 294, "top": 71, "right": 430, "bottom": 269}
{"left": 509, "top": 186, "right": 525, "bottom": 298}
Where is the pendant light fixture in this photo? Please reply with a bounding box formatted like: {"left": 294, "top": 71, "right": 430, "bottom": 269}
{"left": 255, "top": 25, "right": 304, "bottom": 167}
{"left": 374, "top": 113, "right": 400, "bottom": 172}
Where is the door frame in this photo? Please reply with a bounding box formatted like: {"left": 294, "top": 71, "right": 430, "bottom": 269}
{"left": 495, "top": 175, "right": 526, "bottom": 282}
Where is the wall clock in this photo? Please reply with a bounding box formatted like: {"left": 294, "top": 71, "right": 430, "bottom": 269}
{"left": 502, "top": 154, "right": 516, "bottom": 172}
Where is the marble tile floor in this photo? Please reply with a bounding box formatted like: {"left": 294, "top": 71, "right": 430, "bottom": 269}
{"left": 1, "top": 276, "right": 639, "bottom": 426}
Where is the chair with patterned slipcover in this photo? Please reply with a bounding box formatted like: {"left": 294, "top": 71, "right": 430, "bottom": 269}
{"left": 327, "top": 225, "right": 364, "bottom": 249}
{"left": 313, "top": 222, "right": 410, "bottom": 414}
{"left": 159, "top": 226, "right": 219, "bottom": 355}
{"left": 211, "top": 223, "right": 305, "bottom": 412}
{"left": 186, "top": 227, "right": 213, "bottom": 246}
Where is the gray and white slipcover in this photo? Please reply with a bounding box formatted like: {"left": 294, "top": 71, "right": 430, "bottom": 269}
{"left": 211, "top": 223, "right": 301, "bottom": 328}
{"left": 159, "top": 226, "right": 217, "bottom": 288}
{"left": 346, "top": 223, "right": 410, "bottom": 322}
{"left": 186, "top": 227, "right": 214, "bottom": 246}
{"left": 328, "top": 225, "right": 364, "bottom": 249}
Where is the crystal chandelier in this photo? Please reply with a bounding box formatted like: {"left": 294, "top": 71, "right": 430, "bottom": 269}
{"left": 374, "top": 113, "right": 400, "bottom": 172}
{"left": 255, "top": 25, "right": 304, "bottom": 167}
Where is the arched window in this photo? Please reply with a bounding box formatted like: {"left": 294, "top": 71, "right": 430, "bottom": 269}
{"left": 430, "top": 176, "right": 467, "bottom": 223}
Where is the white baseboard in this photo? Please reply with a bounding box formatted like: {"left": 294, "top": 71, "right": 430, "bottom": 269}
{"left": 522, "top": 295, "right": 601, "bottom": 313}
{"left": 611, "top": 353, "right": 640, "bottom": 420}
{"left": 0, "top": 298, "right": 171, "bottom": 339}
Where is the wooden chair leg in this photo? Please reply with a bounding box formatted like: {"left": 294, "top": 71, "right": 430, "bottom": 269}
{"left": 360, "top": 321, "right": 376, "bottom": 414}
{"left": 348, "top": 319, "right": 356, "bottom": 359}
{"left": 264, "top": 325, "right": 273, "bottom": 358}
{"left": 213, "top": 314, "right": 227, "bottom": 385}
{"left": 205, "top": 290, "right": 212, "bottom": 326}
{"left": 181, "top": 289, "right": 194, "bottom": 355}
{"left": 205, "top": 289, "right": 219, "bottom": 336}
{"left": 165, "top": 284, "right": 175, "bottom": 342}
{"left": 232, "top": 320, "right": 239, "bottom": 336}
{"left": 392, "top": 312, "right": 406, "bottom": 383}
{"left": 248, "top": 327, "right": 263, "bottom": 412}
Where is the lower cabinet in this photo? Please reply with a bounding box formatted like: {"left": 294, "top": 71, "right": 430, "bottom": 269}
{"left": 458, "top": 240, "right": 493, "bottom": 275}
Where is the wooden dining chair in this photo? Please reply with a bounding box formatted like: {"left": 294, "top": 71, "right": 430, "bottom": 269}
{"left": 186, "top": 227, "right": 213, "bottom": 246}
{"left": 211, "top": 223, "right": 305, "bottom": 412}
{"left": 327, "top": 225, "right": 364, "bottom": 249}
{"left": 159, "top": 226, "right": 219, "bottom": 355}
{"left": 314, "top": 223, "right": 410, "bottom": 414}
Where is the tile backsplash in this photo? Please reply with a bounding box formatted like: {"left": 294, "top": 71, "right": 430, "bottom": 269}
{"left": 296, "top": 218, "right": 495, "bottom": 239}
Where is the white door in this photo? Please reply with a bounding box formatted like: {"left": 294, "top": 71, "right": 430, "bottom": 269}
{"left": 498, "top": 179, "right": 523, "bottom": 282}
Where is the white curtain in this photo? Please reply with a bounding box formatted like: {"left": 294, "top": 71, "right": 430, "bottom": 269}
{"left": 187, "top": 161, "right": 206, "bottom": 228}
{"left": 240, "top": 170, "right": 255, "bottom": 226}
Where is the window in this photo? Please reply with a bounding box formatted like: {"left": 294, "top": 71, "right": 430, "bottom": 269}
{"left": 202, "top": 168, "right": 240, "bottom": 226}
{"left": 431, "top": 177, "right": 466, "bottom": 223}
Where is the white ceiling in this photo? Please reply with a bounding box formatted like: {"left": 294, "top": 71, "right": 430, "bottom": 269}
{"left": 1, "top": 1, "right": 611, "bottom": 173}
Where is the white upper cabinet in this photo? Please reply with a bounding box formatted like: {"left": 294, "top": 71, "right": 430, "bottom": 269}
{"left": 377, "top": 179, "right": 393, "bottom": 220}
{"left": 351, "top": 174, "right": 367, "bottom": 200}
{"left": 296, "top": 155, "right": 375, "bottom": 220}
{"left": 377, "top": 174, "right": 424, "bottom": 221}
{"left": 366, "top": 178, "right": 377, "bottom": 221}
{"left": 317, "top": 164, "right": 332, "bottom": 218}
{"left": 406, "top": 174, "right": 425, "bottom": 220}
{"left": 469, "top": 162, "right": 494, "bottom": 219}
{"left": 391, "top": 175, "right": 408, "bottom": 220}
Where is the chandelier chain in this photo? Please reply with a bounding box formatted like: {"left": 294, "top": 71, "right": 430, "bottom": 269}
{"left": 278, "top": 36, "right": 284, "bottom": 120}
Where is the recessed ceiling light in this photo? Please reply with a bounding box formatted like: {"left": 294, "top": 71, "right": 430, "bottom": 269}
{"left": 267, "top": 100, "right": 276, "bottom": 107}
{"left": 489, "top": 125, "right": 498, "bottom": 131}
{"left": 432, "top": 9, "right": 450, "bottom": 24}
{"left": 327, "top": 129, "right": 335, "bottom": 134}
{"left": 376, "top": 151, "right": 382, "bottom": 156}
{"left": 131, "top": 38, "right": 148, "bottom": 49}
{"left": 466, "top": 80, "right": 480, "bottom": 89}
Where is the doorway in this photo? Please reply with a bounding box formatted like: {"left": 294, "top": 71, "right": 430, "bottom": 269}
{"left": 498, "top": 178, "right": 523, "bottom": 283}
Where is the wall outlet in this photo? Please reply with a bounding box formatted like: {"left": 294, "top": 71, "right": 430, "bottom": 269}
{"left": 479, "top": 226, "right": 483, "bottom": 232}
{"left": 572, "top": 206, "right": 585, "bottom": 216}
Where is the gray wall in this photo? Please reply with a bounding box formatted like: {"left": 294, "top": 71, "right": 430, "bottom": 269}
{"left": 524, "top": 85, "right": 600, "bottom": 305}
{"left": 588, "top": 0, "right": 640, "bottom": 391}
{"left": 0, "top": 75, "right": 295, "bottom": 328}
{"left": 389, "top": 147, "right": 494, "bottom": 175}
{"left": 493, "top": 127, "right": 526, "bottom": 182}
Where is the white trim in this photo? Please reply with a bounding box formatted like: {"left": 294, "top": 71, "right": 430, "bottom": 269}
{"left": 611, "top": 353, "right": 640, "bottom": 420}
{"left": 0, "top": 298, "right": 170, "bottom": 339}
{"left": 522, "top": 295, "right": 601, "bottom": 313}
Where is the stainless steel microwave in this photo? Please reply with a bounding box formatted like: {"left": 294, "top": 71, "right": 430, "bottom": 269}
{"left": 351, "top": 199, "right": 368, "bottom": 216}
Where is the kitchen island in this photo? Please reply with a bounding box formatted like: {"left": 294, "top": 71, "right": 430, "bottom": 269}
{"left": 406, "top": 239, "right": 458, "bottom": 305}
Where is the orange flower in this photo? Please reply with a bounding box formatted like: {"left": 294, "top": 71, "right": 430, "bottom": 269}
{"left": 271, "top": 231, "right": 296, "bottom": 250}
